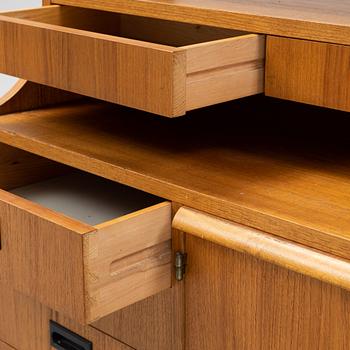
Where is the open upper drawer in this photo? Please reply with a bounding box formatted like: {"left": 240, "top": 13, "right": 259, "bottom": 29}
{"left": 0, "top": 154, "right": 171, "bottom": 324}
{"left": 0, "top": 5, "right": 265, "bottom": 117}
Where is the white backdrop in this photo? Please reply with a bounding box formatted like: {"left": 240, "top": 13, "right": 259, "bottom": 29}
{"left": 0, "top": 0, "right": 42, "bottom": 97}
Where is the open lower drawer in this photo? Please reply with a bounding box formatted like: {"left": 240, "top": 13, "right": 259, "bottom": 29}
{"left": 0, "top": 5, "right": 265, "bottom": 117}
{"left": 0, "top": 163, "right": 171, "bottom": 324}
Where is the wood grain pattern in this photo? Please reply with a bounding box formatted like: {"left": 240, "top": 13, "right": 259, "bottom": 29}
{"left": 92, "top": 203, "right": 185, "bottom": 350}
{"left": 185, "top": 234, "right": 350, "bottom": 350}
{"left": 0, "top": 341, "right": 15, "bottom": 350}
{"left": 0, "top": 6, "right": 263, "bottom": 116}
{"left": 185, "top": 34, "right": 265, "bottom": 110}
{"left": 266, "top": 36, "right": 350, "bottom": 112}
{"left": 0, "top": 286, "right": 53, "bottom": 350}
{"left": 0, "top": 284, "right": 133, "bottom": 350}
{"left": 0, "top": 81, "right": 81, "bottom": 116}
{"left": 85, "top": 202, "right": 172, "bottom": 322}
{"left": 52, "top": 0, "right": 350, "bottom": 45}
{"left": 0, "top": 190, "right": 91, "bottom": 323}
{"left": 0, "top": 99, "right": 350, "bottom": 260}
{"left": 0, "top": 143, "right": 68, "bottom": 191}
{"left": 53, "top": 314, "right": 133, "bottom": 350}
{"left": 174, "top": 207, "right": 350, "bottom": 292}
{"left": 0, "top": 6, "right": 186, "bottom": 117}
{"left": 0, "top": 153, "right": 172, "bottom": 323}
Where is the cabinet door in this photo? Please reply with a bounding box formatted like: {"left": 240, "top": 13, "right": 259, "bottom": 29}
{"left": 185, "top": 235, "right": 350, "bottom": 349}
{"left": 172, "top": 208, "right": 350, "bottom": 350}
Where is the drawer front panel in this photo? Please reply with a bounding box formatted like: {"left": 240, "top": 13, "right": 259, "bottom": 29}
{"left": 0, "top": 285, "right": 132, "bottom": 350}
{"left": 265, "top": 36, "right": 350, "bottom": 112}
{"left": 0, "top": 190, "right": 88, "bottom": 322}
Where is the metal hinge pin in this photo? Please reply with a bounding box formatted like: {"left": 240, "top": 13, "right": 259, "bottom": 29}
{"left": 175, "top": 251, "right": 187, "bottom": 281}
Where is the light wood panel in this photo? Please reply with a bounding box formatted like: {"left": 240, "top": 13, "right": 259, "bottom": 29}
{"left": 185, "top": 235, "right": 350, "bottom": 350}
{"left": 174, "top": 207, "right": 350, "bottom": 292}
{"left": 266, "top": 36, "right": 350, "bottom": 112}
{"left": 84, "top": 202, "right": 172, "bottom": 322}
{"left": 185, "top": 34, "right": 265, "bottom": 110}
{"left": 0, "top": 99, "right": 350, "bottom": 260}
{"left": 52, "top": 0, "right": 350, "bottom": 45}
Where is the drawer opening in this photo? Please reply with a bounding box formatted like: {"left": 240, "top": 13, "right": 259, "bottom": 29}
{"left": 10, "top": 171, "right": 163, "bottom": 226}
{"left": 5, "top": 5, "right": 247, "bottom": 47}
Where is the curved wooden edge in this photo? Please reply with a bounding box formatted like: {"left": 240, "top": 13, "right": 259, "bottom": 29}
{"left": 0, "top": 81, "right": 82, "bottom": 116}
{"left": 0, "top": 79, "right": 26, "bottom": 106}
{"left": 173, "top": 206, "right": 350, "bottom": 291}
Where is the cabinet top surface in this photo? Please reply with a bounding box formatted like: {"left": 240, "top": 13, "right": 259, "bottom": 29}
{"left": 0, "top": 96, "right": 350, "bottom": 259}
{"left": 52, "top": 0, "right": 350, "bottom": 45}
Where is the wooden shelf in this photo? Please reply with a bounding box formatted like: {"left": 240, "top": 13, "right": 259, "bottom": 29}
{"left": 52, "top": 0, "right": 350, "bottom": 45}
{"left": 0, "top": 96, "right": 350, "bottom": 259}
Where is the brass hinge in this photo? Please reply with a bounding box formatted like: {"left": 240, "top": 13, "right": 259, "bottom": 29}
{"left": 175, "top": 251, "right": 187, "bottom": 281}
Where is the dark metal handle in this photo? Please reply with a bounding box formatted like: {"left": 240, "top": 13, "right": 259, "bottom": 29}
{"left": 50, "top": 321, "right": 92, "bottom": 350}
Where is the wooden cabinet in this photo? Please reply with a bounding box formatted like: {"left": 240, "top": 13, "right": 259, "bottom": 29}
{"left": 1, "top": 0, "right": 350, "bottom": 348}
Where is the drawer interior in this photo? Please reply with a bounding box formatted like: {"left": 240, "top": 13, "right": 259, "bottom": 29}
{"left": 5, "top": 5, "right": 246, "bottom": 47}
{"left": 11, "top": 172, "right": 162, "bottom": 226}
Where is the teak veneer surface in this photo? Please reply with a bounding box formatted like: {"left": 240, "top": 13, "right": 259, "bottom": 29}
{"left": 0, "top": 97, "right": 350, "bottom": 259}
{"left": 266, "top": 36, "right": 350, "bottom": 113}
{"left": 185, "top": 235, "right": 350, "bottom": 350}
{"left": 51, "top": 0, "right": 350, "bottom": 45}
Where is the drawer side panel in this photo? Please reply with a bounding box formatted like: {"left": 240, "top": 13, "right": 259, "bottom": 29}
{"left": 84, "top": 202, "right": 172, "bottom": 322}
